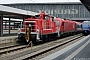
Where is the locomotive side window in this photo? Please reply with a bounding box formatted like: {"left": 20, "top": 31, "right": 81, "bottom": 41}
{"left": 54, "top": 20, "right": 60, "bottom": 27}
{"left": 35, "top": 15, "right": 49, "bottom": 20}
{"left": 62, "top": 22, "right": 64, "bottom": 26}
{"left": 44, "top": 15, "right": 49, "bottom": 20}
{"left": 35, "top": 15, "right": 40, "bottom": 19}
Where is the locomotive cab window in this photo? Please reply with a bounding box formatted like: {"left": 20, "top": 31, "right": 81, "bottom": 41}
{"left": 54, "top": 20, "right": 60, "bottom": 27}
{"left": 35, "top": 15, "right": 40, "bottom": 19}
{"left": 44, "top": 15, "right": 49, "bottom": 20}
{"left": 62, "top": 22, "right": 64, "bottom": 26}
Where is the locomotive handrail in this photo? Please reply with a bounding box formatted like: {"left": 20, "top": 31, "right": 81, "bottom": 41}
{"left": 21, "top": 22, "right": 53, "bottom": 30}
{"left": 42, "top": 22, "right": 53, "bottom": 29}
{"left": 25, "top": 25, "right": 37, "bottom": 32}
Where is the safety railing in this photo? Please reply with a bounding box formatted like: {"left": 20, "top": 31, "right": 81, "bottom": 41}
{"left": 19, "top": 22, "right": 54, "bottom": 33}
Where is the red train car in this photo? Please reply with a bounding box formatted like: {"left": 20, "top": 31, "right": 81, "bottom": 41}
{"left": 74, "top": 21, "right": 82, "bottom": 33}
{"left": 54, "top": 18, "right": 76, "bottom": 36}
{"left": 18, "top": 11, "right": 82, "bottom": 44}
{"left": 64, "top": 19, "right": 76, "bottom": 33}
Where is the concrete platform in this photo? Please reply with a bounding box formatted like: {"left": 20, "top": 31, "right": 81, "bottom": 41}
{"left": 0, "top": 35, "right": 18, "bottom": 44}
{"left": 40, "top": 35, "right": 90, "bottom": 60}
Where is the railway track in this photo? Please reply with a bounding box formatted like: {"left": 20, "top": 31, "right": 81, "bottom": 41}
{"left": 0, "top": 45, "right": 26, "bottom": 55}
{"left": 0, "top": 38, "right": 21, "bottom": 50}
{"left": 16, "top": 34, "right": 84, "bottom": 60}
{"left": 0, "top": 34, "right": 83, "bottom": 60}
{"left": 30, "top": 35, "right": 86, "bottom": 60}
{"left": 0, "top": 43, "right": 23, "bottom": 50}
{"left": 0, "top": 40, "right": 26, "bottom": 55}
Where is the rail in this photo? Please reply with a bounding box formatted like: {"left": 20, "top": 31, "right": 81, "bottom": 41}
{"left": 0, "top": 34, "right": 83, "bottom": 60}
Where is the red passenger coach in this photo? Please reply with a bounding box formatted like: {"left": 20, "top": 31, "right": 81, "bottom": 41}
{"left": 74, "top": 21, "right": 82, "bottom": 33}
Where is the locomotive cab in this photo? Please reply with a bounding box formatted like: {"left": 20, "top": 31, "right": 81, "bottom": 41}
{"left": 82, "top": 21, "right": 90, "bottom": 35}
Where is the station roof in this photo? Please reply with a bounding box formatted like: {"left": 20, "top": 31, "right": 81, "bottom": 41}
{"left": 80, "top": 0, "right": 90, "bottom": 12}
{"left": 1, "top": 2, "right": 82, "bottom": 5}
{"left": 0, "top": 5, "right": 39, "bottom": 19}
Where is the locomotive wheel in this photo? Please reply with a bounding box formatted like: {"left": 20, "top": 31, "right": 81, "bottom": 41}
{"left": 48, "top": 34, "right": 51, "bottom": 42}
{"left": 30, "top": 35, "right": 37, "bottom": 44}
{"left": 42, "top": 35, "right": 48, "bottom": 43}
{"left": 51, "top": 35, "right": 54, "bottom": 41}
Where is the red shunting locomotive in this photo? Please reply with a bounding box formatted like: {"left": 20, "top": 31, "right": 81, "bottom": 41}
{"left": 18, "top": 11, "right": 58, "bottom": 44}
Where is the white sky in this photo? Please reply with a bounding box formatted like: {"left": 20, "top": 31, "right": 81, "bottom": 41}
{"left": 0, "top": 0, "right": 80, "bottom": 4}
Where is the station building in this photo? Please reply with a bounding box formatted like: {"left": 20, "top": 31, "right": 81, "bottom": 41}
{"left": 1, "top": 2, "right": 90, "bottom": 36}
{"left": 2, "top": 2, "right": 90, "bottom": 21}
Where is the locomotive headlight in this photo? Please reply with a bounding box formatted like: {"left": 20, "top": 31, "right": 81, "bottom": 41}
{"left": 29, "top": 24, "right": 31, "bottom": 27}
{"left": 36, "top": 29, "right": 39, "bottom": 33}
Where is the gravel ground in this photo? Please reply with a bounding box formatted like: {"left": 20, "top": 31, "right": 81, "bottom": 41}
{"left": 30, "top": 36, "right": 85, "bottom": 60}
